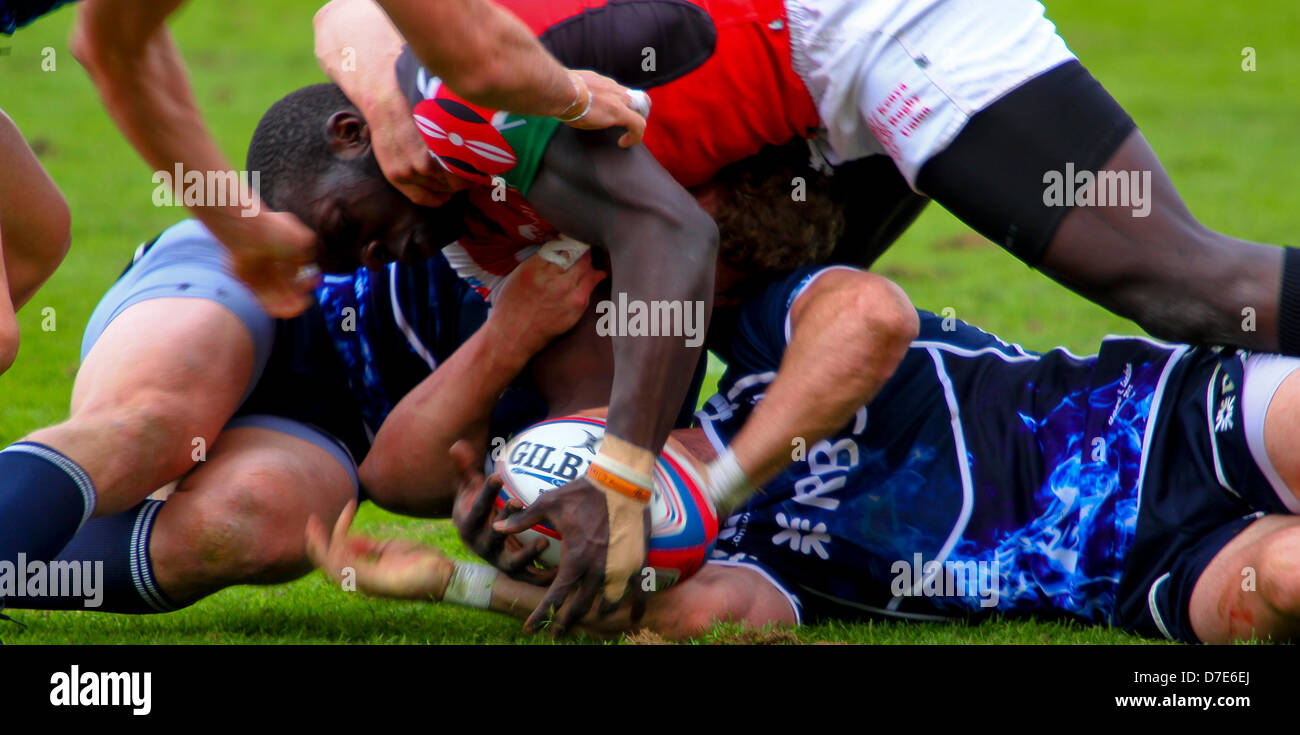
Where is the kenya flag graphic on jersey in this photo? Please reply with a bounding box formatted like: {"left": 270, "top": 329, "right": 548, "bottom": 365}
{"left": 412, "top": 93, "right": 518, "bottom": 185}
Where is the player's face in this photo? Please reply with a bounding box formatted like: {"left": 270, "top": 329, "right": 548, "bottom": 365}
{"left": 302, "top": 164, "right": 467, "bottom": 273}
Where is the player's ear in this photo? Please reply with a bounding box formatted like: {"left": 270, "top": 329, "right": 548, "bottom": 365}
{"left": 325, "top": 110, "right": 371, "bottom": 159}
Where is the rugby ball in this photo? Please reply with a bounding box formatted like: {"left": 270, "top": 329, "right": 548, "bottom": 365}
{"left": 495, "top": 415, "right": 718, "bottom": 589}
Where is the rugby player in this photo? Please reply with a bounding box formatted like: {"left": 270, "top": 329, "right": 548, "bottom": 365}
{"left": 0, "top": 85, "right": 834, "bottom": 618}
{"left": 312, "top": 261, "right": 1300, "bottom": 644}
{"left": 317, "top": 0, "right": 1300, "bottom": 629}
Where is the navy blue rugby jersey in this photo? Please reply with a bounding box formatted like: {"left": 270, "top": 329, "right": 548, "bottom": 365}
{"left": 315, "top": 254, "right": 490, "bottom": 437}
{"left": 697, "top": 266, "right": 1195, "bottom": 624}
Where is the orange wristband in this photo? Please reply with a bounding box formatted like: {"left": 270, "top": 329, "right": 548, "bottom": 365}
{"left": 587, "top": 464, "right": 652, "bottom": 503}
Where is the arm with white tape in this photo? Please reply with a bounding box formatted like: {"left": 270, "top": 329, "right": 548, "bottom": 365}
{"left": 704, "top": 269, "right": 919, "bottom": 515}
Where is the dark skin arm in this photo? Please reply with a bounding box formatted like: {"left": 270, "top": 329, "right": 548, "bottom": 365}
{"left": 490, "top": 125, "right": 718, "bottom": 633}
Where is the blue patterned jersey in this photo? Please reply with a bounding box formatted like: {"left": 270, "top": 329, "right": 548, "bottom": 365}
{"left": 698, "top": 266, "right": 1192, "bottom": 625}
{"left": 315, "top": 255, "right": 490, "bottom": 438}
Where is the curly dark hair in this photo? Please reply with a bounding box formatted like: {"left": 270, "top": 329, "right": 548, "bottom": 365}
{"left": 702, "top": 140, "right": 846, "bottom": 275}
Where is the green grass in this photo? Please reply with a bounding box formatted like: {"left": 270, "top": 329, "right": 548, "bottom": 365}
{"left": 2, "top": 0, "right": 1298, "bottom": 644}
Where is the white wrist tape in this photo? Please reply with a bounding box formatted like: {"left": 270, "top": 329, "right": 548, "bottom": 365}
{"left": 538, "top": 237, "right": 590, "bottom": 270}
{"left": 443, "top": 562, "right": 497, "bottom": 610}
{"left": 590, "top": 451, "right": 654, "bottom": 491}
{"left": 627, "top": 89, "right": 651, "bottom": 118}
{"left": 704, "top": 448, "right": 754, "bottom": 513}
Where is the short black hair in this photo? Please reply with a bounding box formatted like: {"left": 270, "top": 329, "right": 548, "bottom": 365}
{"left": 246, "top": 83, "right": 359, "bottom": 210}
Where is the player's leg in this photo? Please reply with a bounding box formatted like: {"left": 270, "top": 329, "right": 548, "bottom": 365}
{"left": 1187, "top": 514, "right": 1300, "bottom": 644}
{"left": 8, "top": 418, "right": 357, "bottom": 613}
{"left": 908, "top": 27, "right": 1286, "bottom": 351}
{"left": 0, "top": 108, "right": 72, "bottom": 370}
{"left": 790, "top": 0, "right": 1295, "bottom": 353}
{"left": 146, "top": 420, "right": 358, "bottom": 606}
{"left": 0, "top": 223, "right": 272, "bottom": 570}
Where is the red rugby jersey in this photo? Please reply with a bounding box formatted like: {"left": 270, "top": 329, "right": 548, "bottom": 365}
{"left": 503, "top": 0, "right": 820, "bottom": 186}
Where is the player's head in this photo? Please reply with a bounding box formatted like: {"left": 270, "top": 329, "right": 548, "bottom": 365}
{"left": 247, "top": 83, "right": 467, "bottom": 272}
{"left": 692, "top": 142, "right": 845, "bottom": 303}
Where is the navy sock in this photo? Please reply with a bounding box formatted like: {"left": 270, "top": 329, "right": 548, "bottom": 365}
{"left": 0, "top": 442, "right": 97, "bottom": 570}
{"left": 5, "top": 500, "right": 181, "bottom": 613}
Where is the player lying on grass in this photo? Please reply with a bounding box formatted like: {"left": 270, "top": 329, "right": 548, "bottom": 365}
{"left": 311, "top": 266, "right": 1300, "bottom": 645}
{"left": 0, "top": 87, "right": 840, "bottom": 619}
{"left": 0, "top": 108, "right": 71, "bottom": 376}
{"left": 318, "top": 0, "right": 1300, "bottom": 630}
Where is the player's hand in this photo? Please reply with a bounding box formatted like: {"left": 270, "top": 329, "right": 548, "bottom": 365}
{"left": 213, "top": 209, "right": 320, "bottom": 319}
{"left": 453, "top": 474, "right": 557, "bottom": 586}
{"left": 493, "top": 475, "right": 650, "bottom": 635}
{"left": 488, "top": 248, "right": 605, "bottom": 354}
{"left": 367, "top": 89, "right": 466, "bottom": 208}
{"left": 306, "top": 499, "right": 453, "bottom": 600}
{"left": 561, "top": 70, "right": 649, "bottom": 148}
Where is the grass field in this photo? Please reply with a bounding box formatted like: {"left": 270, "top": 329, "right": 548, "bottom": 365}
{"left": 1, "top": 0, "right": 1297, "bottom": 644}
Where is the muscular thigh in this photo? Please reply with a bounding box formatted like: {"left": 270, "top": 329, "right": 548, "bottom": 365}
{"left": 71, "top": 297, "right": 255, "bottom": 417}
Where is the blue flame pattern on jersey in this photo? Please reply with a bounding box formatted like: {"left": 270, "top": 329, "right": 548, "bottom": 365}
{"left": 698, "top": 267, "right": 1186, "bottom": 624}
{"left": 316, "top": 255, "right": 489, "bottom": 435}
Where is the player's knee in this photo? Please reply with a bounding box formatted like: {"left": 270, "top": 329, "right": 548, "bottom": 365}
{"left": 1256, "top": 528, "right": 1300, "bottom": 618}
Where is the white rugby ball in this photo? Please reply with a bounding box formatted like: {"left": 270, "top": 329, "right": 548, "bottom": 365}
{"left": 495, "top": 415, "right": 718, "bottom": 589}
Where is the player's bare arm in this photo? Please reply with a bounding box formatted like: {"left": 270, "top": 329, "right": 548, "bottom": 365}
{"left": 311, "top": 442, "right": 798, "bottom": 641}
{"left": 370, "top": 0, "right": 647, "bottom": 146}
{"left": 492, "top": 125, "right": 719, "bottom": 633}
{"left": 0, "top": 108, "right": 72, "bottom": 374}
{"left": 360, "top": 252, "right": 605, "bottom": 516}
{"left": 314, "top": 0, "right": 648, "bottom": 205}
{"left": 70, "top": 0, "right": 318, "bottom": 318}
{"left": 705, "top": 268, "right": 918, "bottom": 513}
{"left": 314, "top": 0, "right": 468, "bottom": 207}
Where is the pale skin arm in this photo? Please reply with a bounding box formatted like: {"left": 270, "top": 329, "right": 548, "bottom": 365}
{"left": 372, "top": 0, "right": 646, "bottom": 144}
{"left": 720, "top": 269, "right": 919, "bottom": 505}
{"left": 313, "top": 0, "right": 452, "bottom": 207}
{"left": 313, "top": 0, "right": 647, "bottom": 207}
{"left": 307, "top": 500, "right": 797, "bottom": 641}
{"left": 359, "top": 253, "right": 606, "bottom": 516}
{"left": 70, "top": 0, "right": 316, "bottom": 319}
{"left": 0, "top": 109, "right": 73, "bottom": 373}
